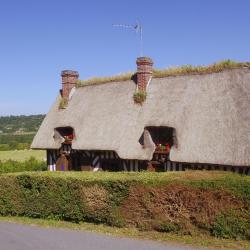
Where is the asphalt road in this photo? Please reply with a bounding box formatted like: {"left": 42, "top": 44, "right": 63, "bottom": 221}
{"left": 0, "top": 222, "right": 201, "bottom": 250}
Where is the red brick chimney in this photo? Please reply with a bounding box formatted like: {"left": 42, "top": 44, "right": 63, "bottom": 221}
{"left": 61, "top": 70, "right": 79, "bottom": 99}
{"left": 136, "top": 57, "right": 153, "bottom": 91}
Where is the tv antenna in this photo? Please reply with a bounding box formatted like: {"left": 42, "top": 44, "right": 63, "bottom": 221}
{"left": 113, "top": 21, "right": 143, "bottom": 57}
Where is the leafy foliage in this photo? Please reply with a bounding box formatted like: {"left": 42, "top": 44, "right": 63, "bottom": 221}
{"left": 0, "top": 115, "right": 45, "bottom": 150}
{"left": 211, "top": 211, "right": 250, "bottom": 240}
{"left": 156, "top": 222, "right": 180, "bottom": 233}
{"left": 0, "top": 134, "right": 35, "bottom": 150}
{"left": 0, "top": 171, "right": 249, "bottom": 239}
{"left": 0, "top": 157, "right": 46, "bottom": 173}
{"left": 0, "top": 115, "right": 45, "bottom": 133}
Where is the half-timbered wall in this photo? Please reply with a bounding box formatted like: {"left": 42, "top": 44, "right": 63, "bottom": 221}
{"left": 46, "top": 149, "right": 250, "bottom": 175}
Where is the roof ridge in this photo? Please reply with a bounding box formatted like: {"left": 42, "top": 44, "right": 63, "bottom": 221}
{"left": 76, "top": 60, "right": 250, "bottom": 87}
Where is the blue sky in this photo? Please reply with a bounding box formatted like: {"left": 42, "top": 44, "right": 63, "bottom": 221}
{"left": 0, "top": 0, "right": 249, "bottom": 116}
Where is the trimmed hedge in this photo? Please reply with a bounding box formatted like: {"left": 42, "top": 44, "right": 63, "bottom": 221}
{"left": 0, "top": 171, "right": 249, "bottom": 239}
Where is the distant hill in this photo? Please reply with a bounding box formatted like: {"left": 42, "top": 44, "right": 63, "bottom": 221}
{"left": 0, "top": 115, "right": 45, "bottom": 150}
{"left": 0, "top": 115, "right": 45, "bottom": 134}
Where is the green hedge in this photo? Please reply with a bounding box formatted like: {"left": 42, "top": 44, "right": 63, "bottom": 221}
{"left": 0, "top": 171, "right": 249, "bottom": 239}
{"left": 0, "top": 157, "right": 47, "bottom": 173}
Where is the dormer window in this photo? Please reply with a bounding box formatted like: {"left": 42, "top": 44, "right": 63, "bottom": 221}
{"left": 139, "top": 126, "right": 177, "bottom": 153}
{"left": 54, "top": 126, "right": 75, "bottom": 144}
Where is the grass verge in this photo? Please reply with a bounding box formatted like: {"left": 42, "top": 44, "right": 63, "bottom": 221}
{"left": 0, "top": 216, "right": 249, "bottom": 250}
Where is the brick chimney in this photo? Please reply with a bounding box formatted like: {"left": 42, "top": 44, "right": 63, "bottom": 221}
{"left": 136, "top": 57, "right": 153, "bottom": 91}
{"left": 61, "top": 70, "right": 79, "bottom": 99}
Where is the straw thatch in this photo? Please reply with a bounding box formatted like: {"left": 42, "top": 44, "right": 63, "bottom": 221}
{"left": 31, "top": 67, "right": 250, "bottom": 166}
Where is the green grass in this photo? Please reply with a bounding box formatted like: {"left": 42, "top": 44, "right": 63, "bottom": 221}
{"left": 133, "top": 90, "right": 147, "bottom": 104}
{"left": 76, "top": 60, "right": 250, "bottom": 87}
{"left": 0, "top": 149, "right": 46, "bottom": 162}
{"left": 0, "top": 157, "right": 47, "bottom": 173}
{"left": 59, "top": 97, "right": 68, "bottom": 109}
{"left": 0, "top": 216, "right": 249, "bottom": 250}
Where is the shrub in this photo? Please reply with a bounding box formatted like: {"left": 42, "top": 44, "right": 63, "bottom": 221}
{"left": 211, "top": 211, "right": 250, "bottom": 240}
{"left": 156, "top": 222, "right": 180, "bottom": 233}
{"left": 0, "top": 171, "right": 249, "bottom": 239}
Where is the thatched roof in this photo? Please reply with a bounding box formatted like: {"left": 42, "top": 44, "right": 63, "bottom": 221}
{"left": 77, "top": 60, "right": 250, "bottom": 87}
{"left": 31, "top": 67, "right": 250, "bottom": 166}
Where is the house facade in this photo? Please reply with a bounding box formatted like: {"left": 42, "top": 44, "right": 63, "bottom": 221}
{"left": 31, "top": 57, "right": 250, "bottom": 174}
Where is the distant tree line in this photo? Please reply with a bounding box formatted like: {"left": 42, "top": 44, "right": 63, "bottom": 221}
{"left": 0, "top": 134, "right": 35, "bottom": 150}
{"left": 0, "top": 114, "right": 45, "bottom": 133}
{"left": 0, "top": 115, "right": 45, "bottom": 150}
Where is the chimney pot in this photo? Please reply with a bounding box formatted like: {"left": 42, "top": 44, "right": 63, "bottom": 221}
{"left": 61, "top": 70, "right": 79, "bottom": 99}
{"left": 136, "top": 57, "right": 153, "bottom": 91}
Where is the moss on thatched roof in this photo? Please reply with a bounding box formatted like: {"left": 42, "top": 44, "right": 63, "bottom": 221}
{"left": 153, "top": 60, "right": 250, "bottom": 78}
{"left": 76, "top": 72, "right": 133, "bottom": 87}
{"left": 76, "top": 60, "right": 250, "bottom": 87}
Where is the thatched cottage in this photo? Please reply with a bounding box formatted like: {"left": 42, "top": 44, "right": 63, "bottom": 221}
{"left": 31, "top": 57, "right": 250, "bottom": 174}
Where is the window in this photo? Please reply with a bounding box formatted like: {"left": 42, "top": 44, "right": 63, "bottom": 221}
{"left": 139, "top": 126, "right": 177, "bottom": 153}
{"left": 54, "top": 126, "right": 75, "bottom": 143}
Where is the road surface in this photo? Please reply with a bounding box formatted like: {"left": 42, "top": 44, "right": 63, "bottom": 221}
{"left": 0, "top": 221, "right": 201, "bottom": 250}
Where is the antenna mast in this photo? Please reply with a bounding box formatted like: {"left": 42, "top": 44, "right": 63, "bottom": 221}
{"left": 113, "top": 21, "right": 143, "bottom": 57}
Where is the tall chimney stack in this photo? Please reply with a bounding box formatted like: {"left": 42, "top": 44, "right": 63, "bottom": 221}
{"left": 136, "top": 57, "right": 153, "bottom": 91}
{"left": 61, "top": 70, "right": 79, "bottom": 99}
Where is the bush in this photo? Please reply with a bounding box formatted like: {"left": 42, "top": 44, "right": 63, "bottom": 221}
{"left": 211, "top": 211, "right": 250, "bottom": 240}
{"left": 156, "top": 222, "right": 180, "bottom": 233}
{"left": 0, "top": 171, "right": 249, "bottom": 239}
{"left": 0, "top": 157, "right": 47, "bottom": 173}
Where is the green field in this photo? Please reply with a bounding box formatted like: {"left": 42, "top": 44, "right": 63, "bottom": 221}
{"left": 0, "top": 150, "right": 46, "bottom": 162}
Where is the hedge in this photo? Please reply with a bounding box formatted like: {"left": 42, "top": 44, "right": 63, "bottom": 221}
{"left": 0, "top": 171, "right": 249, "bottom": 239}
